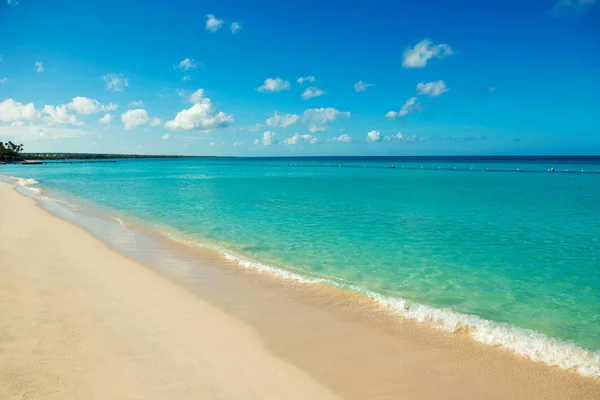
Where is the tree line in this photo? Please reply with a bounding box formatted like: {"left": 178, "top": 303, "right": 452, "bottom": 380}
{"left": 0, "top": 141, "right": 25, "bottom": 162}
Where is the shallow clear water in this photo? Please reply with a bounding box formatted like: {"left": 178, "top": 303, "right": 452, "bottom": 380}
{"left": 2, "top": 156, "right": 599, "bottom": 375}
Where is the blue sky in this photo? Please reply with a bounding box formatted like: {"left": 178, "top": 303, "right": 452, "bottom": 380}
{"left": 0, "top": 0, "right": 598, "bottom": 156}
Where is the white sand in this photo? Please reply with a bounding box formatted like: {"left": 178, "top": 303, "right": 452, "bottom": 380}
{"left": 0, "top": 182, "right": 340, "bottom": 400}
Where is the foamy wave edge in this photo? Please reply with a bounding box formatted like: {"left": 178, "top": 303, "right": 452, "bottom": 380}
{"left": 221, "top": 250, "right": 600, "bottom": 379}
{"left": 5, "top": 176, "right": 41, "bottom": 193}
{"left": 5, "top": 176, "right": 598, "bottom": 379}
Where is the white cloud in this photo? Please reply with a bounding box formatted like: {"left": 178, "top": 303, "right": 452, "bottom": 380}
{"left": 162, "top": 133, "right": 171, "bottom": 140}
{"left": 176, "top": 58, "right": 199, "bottom": 71}
{"left": 99, "top": 114, "right": 113, "bottom": 124}
{"left": 43, "top": 105, "right": 83, "bottom": 126}
{"left": 489, "top": 86, "right": 497, "bottom": 92}
{"left": 206, "top": 14, "right": 224, "bottom": 32}
{"left": 233, "top": 141, "right": 244, "bottom": 146}
{"left": 7, "top": 0, "right": 19, "bottom": 5}
{"left": 416, "top": 80, "right": 449, "bottom": 97}
{"left": 149, "top": 117, "right": 161, "bottom": 127}
{"left": 297, "top": 76, "right": 316, "bottom": 85}
{"left": 35, "top": 61, "right": 44, "bottom": 72}
{"left": 283, "top": 133, "right": 319, "bottom": 145}
{"left": 256, "top": 131, "right": 277, "bottom": 146}
{"left": 0, "top": 122, "right": 90, "bottom": 140}
{"left": 188, "top": 88, "right": 205, "bottom": 104}
{"left": 128, "top": 100, "right": 144, "bottom": 108}
{"left": 67, "top": 97, "right": 114, "bottom": 114}
{"left": 0, "top": 78, "right": 8, "bottom": 84}
{"left": 246, "top": 123, "right": 264, "bottom": 132}
{"left": 266, "top": 112, "right": 300, "bottom": 128}
{"left": 165, "top": 90, "right": 233, "bottom": 132}
{"left": 183, "top": 75, "right": 192, "bottom": 81}
{"left": 383, "top": 132, "right": 420, "bottom": 142}
{"left": 301, "top": 87, "right": 326, "bottom": 100}
{"left": 329, "top": 134, "right": 353, "bottom": 143}
{"left": 366, "top": 130, "right": 381, "bottom": 143}
{"left": 231, "top": 22, "right": 241, "bottom": 34}
{"left": 257, "top": 77, "right": 290, "bottom": 92}
{"left": 121, "top": 109, "right": 149, "bottom": 130}
{"left": 210, "top": 141, "right": 216, "bottom": 147}
{"left": 0, "top": 99, "right": 40, "bottom": 122}
{"left": 402, "top": 39, "right": 454, "bottom": 68}
{"left": 385, "top": 97, "right": 420, "bottom": 118}
{"left": 308, "top": 125, "right": 327, "bottom": 133}
{"left": 354, "top": 81, "right": 374, "bottom": 92}
{"left": 303, "top": 107, "right": 350, "bottom": 124}
{"left": 103, "top": 73, "right": 128, "bottom": 91}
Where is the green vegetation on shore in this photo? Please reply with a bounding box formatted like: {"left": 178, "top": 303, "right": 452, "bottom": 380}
{"left": 21, "top": 153, "right": 216, "bottom": 160}
{"left": 0, "top": 141, "right": 216, "bottom": 163}
{"left": 0, "top": 141, "right": 25, "bottom": 163}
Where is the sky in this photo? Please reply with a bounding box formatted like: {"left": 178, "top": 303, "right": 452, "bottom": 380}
{"left": 0, "top": 0, "right": 599, "bottom": 156}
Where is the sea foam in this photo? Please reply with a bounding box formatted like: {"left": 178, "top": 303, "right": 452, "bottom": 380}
{"left": 5, "top": 173, "right": 599, "bottom": 379}
{"left": 219, "top": 248, "right": 600, "bottom": 379}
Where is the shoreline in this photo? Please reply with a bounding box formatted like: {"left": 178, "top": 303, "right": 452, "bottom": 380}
{"left": 1, "top": 180, "right": 599, "bottom": 398}
{"left": 7, "top": 174, "right": 599, "bottom": 379}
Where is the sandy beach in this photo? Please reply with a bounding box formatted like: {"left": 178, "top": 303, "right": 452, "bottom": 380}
{"left": 0, "top": 182, "right": 340, "bottom": 400}
{"left": 1, "top": 180, "right": 599, "bottom": 399}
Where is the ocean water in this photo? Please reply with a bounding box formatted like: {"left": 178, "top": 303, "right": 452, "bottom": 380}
{"left": 2, "top": 156, "right": 599, "bottom": 377}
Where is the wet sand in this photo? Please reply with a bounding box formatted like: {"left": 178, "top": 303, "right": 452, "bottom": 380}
{"left": 1, "top": 181, "right": 599, "bottom": 399}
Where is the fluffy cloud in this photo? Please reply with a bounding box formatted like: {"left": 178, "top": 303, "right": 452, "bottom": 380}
{"left": 149, "top": 118, "right": 161, "bottom": 127}
{"left": 206, "top": 14, "right": 224, "bottom": 32}
{"left": 210, "top": 142, "right": 216, "bottom": 147}
{"left": 128, "top": 100, "right": 144, "bottom": 108}
{"left": 233, "top": 141, "right": 244, "bottom": 146}
{"left": 162, "top": 133, "right": 171, "bottom": 140}
{"left": 68, "top": 97, "right": 116, "bottom": 114}
{"left": 121, "top": 109, "right": 149, "bottom": 130}
{"left": 266, "top": 112, "right": 300, "bottom": 128}
{"left": 176, "top": 58, "right": 199, "bottom": 71}
{"left": 329, "top": 134, "right": 353, "bottom": 143}
{"left": 385, "top": 97, "right": 420, "bottom": 118}
{"left": 301, "top": 87, "right": 326, "bottom": 100}
{"left": 245, "top": 123, "right": 265, "bottom": 132}
{"left": 402, "top": 39, "right": 454, "bottom": 68}
{"left": 354, "top": 81, "right": 374, "bottom": 92}
{"left": 35, "top": 61, "right": 44, "bottom": 72}
{"left": 0, "top": 122, "right": 90, "bottom": 140}
{"left": 43, "top": 105, "right": 83, "bottom": 126}
{"left": 416, "top": 80, "right": 449, "bottom": 97}
{"left": 165, "top": 90, "right": 233, "bottom": 131}
{"left": 283, "top": 133, "right": 319, "bottom": 145}
{"left": 308, "top": 125, "right": 327, "bottom": 133}
{"left": 0, "top": 78, "right": 8, "bottom": 84}
{"left": 257, "top": 77, "right": 290, "bottom": 92}
{"left": 188, "top": 88, "right": 205, "bottom": 104}
{"left": 99, "top": 114, "right": 112, "bottom": 124}
{"left": 297, "top": 76, "right": 316, "bottom": 85}
{"left": 303, "top": 107, "right": 350, "bottom": 125}
{"left": 383, "top": 132, "right": 420, "bottom": 142}
{"left": 103, "top": 73, "right": 129, "bottom": 91}
{"left": 255, "top": 131, "right": 277, "bottom": 146}
{"left": 0, "top": 99, "right": 40, "bottom": 122}
{"left": 366, "top": 130, "right": 381, "bottom": 143}
{"left": 183, "top": 75, "right": 192, "bottom": 81}
{"left": 231, "top": 22, "right": 241, "bottom": 34}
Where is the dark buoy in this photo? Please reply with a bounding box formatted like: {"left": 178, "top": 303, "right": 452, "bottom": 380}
{"left": 392, "top": 165, "right": 395, "bottom": 169}
{"left": 551, "top": 167, "right": 555, "bottom": 172}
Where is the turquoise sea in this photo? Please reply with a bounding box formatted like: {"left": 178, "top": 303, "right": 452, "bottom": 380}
{"left": 2, "top": 156, "right": 599, "bottom": 377}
